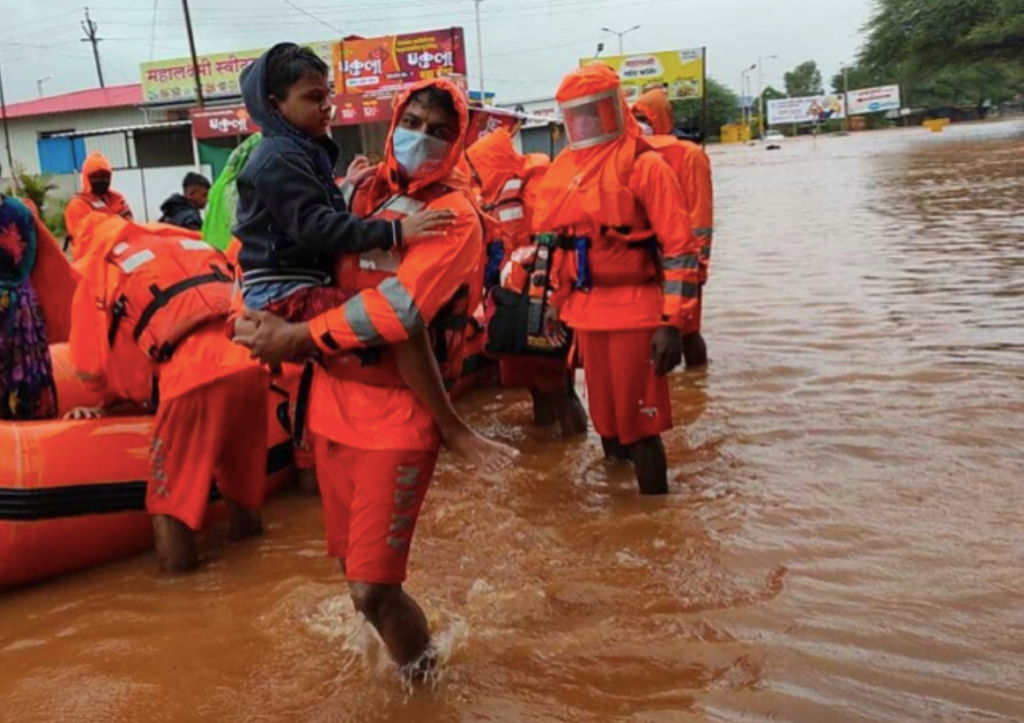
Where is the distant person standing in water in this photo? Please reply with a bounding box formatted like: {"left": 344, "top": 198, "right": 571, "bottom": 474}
{"left": 533, "top": 64, "right": 701, "bottom": 496}
{"left": 632, "top": 87, "right": 714, "bottom": 368}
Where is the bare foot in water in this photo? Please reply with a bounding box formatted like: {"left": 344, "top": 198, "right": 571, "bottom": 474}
{"left": 442, "top": 425, "right": 519, "bottom": 473}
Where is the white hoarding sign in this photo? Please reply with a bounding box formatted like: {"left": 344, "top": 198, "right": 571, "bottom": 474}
{"left": 846, "top": 85, "right": 901, "bottom": 116}
{"left": 768, "top": 95, "right": 847, "bottom": 125}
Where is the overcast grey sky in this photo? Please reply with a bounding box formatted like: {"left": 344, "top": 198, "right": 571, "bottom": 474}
{"left": 0, "top": 0, "right": 874, "bottom": 106}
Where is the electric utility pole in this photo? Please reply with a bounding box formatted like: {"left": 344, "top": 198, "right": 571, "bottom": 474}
{"left": 81, "top": 8, "right": 106, "bottom": 88}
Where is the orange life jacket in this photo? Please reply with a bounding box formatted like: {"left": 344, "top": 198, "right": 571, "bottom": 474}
{"left": 105, "top": 234, "right": 234, "bottom": 362}
{"left": 332, "top": 187, "right": 472, "bottom": 388}
{"left": 485, "top": 176, "right": 529, "bottom": 243}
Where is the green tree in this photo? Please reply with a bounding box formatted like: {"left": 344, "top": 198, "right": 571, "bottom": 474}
{"left": 862, "top": 0, "right": 1024, "bottom": 71}
{"left": 831, "top": 65, "right": 885, "bottom": 94}
{"left": 3, "top": 166, "right": 59, "bottom": 214}
{"left": 671, "top": 77, "right": 740, "bottom": 139}
{"left": 784, "top": 61, "right": 824, "bottom": 97}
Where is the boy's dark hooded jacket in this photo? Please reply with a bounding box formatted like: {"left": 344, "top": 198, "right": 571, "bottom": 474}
{"left": 233, "top": 43, "right": 398, "bottom": 285}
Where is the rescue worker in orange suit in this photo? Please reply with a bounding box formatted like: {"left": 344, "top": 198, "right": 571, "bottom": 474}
{"left": 66, "top": 213, "right": 268, "bottom": 574}
{"left": 64, "top": 152, "right": 134, "bottom": 245}
{"left": 236, "top": 79, "right": 485, "bottom": 677}
{"left": 466, "top": 126, "right": 588, "bottom": 436}
{"left": 533, "top": 64, "right": 702, "bottom": 495}
{"left": 631, "top": 87, "right": 713, "bottom": 368}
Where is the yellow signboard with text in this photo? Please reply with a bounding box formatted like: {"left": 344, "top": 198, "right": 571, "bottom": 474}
{"left": 581, "top": 48, "right": 705, "bottom": 104}
{"left": 141, "top": 42, "right": 334, "bottom": 104}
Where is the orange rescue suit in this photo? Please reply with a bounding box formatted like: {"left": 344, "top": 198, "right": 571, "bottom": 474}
{"left": 69, "top": 215, "right": 250, "bottom": 406}
{"left": 65, "top": 152, "right": 134, "bottom": 243}
{"left": 305, "top": 78, "right": 483, "bottom": 452}
{"left": 532, "top": 65, "right": 701, "bottom": 332}
{"left": 633, "top": 88, "right": 714, "bottom": 282}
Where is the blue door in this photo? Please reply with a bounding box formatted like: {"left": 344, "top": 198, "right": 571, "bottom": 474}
{"left": 37, "top": 136, "right": 87, "bottom": 174}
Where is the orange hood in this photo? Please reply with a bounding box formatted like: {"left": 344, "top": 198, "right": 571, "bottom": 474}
{"left": 70, "top": 212, "right": 132, "bottom": 307}
{"left": 532, "top": 64, "right": 644, "bottom": 232}
{"left": 360, "top": 78, "right": 471, "bottom": 211}
{"left": 80, "top": 152, "right": 113, "bottom": 195}
{"left": 466, "top": 127, "right": 525, "bottom": 204}
{"left": 633, "top": 88, "right": 674, "bottom": 136}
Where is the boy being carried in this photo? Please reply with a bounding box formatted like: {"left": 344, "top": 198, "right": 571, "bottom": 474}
{"left": 234, "top": 44, "right": 515, "bottom": 474}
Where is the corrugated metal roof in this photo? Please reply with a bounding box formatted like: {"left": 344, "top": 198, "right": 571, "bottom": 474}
{"left": 0, "top": 84, "right": 143, "bottom": 121}
{"left": 46, "top": 120, "right": 192, "bottom": 139}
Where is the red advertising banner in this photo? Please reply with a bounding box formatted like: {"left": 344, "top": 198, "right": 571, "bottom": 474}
{"left": 192, "top": 107, "right": 260, "bottom": 139}
{"left": 334, "top": 28, "right": 467, "bottom": 97}
{"left": 334, "top": 94, "right": 398, "bottom": 126}
{"left": 466, "top": 109, "right": 521, "bottom": 147}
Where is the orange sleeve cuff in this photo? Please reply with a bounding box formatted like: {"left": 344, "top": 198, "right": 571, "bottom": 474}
{"left": 308, "top": 314, "right": 341, "bottom": 355}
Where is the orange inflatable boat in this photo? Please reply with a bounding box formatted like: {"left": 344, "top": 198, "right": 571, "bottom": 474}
{"left": 0, "top": 346, "right": 300, "bottom": 588}
{"left": 0, "top": 218, "right": 495, "bottom": 589}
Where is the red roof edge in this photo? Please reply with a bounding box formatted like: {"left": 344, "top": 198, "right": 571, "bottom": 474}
{"left": 0, "top": 84, "right": 143, "bottom": 121}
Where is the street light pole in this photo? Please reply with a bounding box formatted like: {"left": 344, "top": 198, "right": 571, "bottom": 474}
{"left": 757, "top": 53, "right": 778, "bottom": 141}
{"left": 842, "top": 64, "right": 850, "bottom": 133}
{"left": 601, "top": 25, "right": 641, "bottom": 56}
{"left": 475, "top": 0, "right": 485, "bottom": 101}
{"left": 741, "top": 63, "right": 756, "bottom": 132}
{"left": 36, "top": 75, "right": 54, "bottom": 99}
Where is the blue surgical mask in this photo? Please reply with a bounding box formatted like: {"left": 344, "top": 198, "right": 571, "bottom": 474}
{"left": 392, "top": 127, "right": 451, "bottom": 179}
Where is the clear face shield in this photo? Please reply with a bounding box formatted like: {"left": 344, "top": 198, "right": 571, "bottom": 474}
{"left": 560, "top": 88, "right": 625, "bottom": 151}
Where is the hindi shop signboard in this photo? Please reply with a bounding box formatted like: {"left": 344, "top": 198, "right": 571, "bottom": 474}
{"left": 191, "top": 107, "right": 260, "bottom": 140}
{"left": 334, "top": 29, "right": 467, "bottom": 97}
{"left": 580, "top": 48, "right": 705, "bottom": 105}
{"left": 768, "top": 94, "right": 847, "bottom": 125}
{"left": 141, "top": 42, "right": 334, "bottom": 105}
{"left": 846, "top": 85, "right": 901, "bottom": 116}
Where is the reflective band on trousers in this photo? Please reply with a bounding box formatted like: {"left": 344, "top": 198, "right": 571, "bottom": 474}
{"left": 663, "top": 254, "right": 701, "bottom": 271}
{"left": 694, "top": 227, "right": 714, "bottom": 238}
{"left": 665, "top": 281, "right": 701, "bottom": 298}
{"left": 380, "top": 277, "right": 425, "bottom": 336}
{"left": 344, "top": 295, "right": 385, "bottom": 346}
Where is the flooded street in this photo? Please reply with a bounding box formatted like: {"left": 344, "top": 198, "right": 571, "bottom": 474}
{"left": 3, "top": 121, "right": 1023, "bottom": 722}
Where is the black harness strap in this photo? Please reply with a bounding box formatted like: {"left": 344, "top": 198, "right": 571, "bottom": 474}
{"left": 107, "top": 295, "right": 129, "bottom": 347}
{"left": 132, "top": 265, "right": 231, "bottom": 342}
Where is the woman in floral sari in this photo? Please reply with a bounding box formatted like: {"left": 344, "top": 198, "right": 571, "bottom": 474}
{"left": 0, "top": 177, "right": 57, "bottom": 421}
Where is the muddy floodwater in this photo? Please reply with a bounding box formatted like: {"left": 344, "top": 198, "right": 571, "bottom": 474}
{"left": 2, "top": 121, "right": 1023, "bottom": 723}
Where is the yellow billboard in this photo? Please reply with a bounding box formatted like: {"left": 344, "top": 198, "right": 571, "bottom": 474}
{"left": 141, "top": 42, "right": 334, "bottom": 104}
{"left": 581, "top": 48, "right": 705, "bottom": 104}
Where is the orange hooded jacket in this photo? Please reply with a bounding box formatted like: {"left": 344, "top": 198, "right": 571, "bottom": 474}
{"left": 467, "top": 127, "right": 550, "bottom": 254}
{"left": 633, "top": 88, "right": 714, "bottom": 281}
{"left": 532, "top": 65, "right": 701, "bottom": 332}
{"left": 68, "top": 213, "right": 251, "bottom": 408}
{"left": 305, "top": 78, "right": 483, "bottom": 452}
{"left": 64, "top": 153, "right": 134, "bottom": 242}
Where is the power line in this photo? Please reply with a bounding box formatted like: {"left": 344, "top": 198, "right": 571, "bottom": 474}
{"left": 279, "top": 0, "right": 344, "bottom": 34}
{"left": 149, "top": 0, "right": 160, "bottom": 61}
{"left": 81, "top": 7, "right": 106, "bottom": 88}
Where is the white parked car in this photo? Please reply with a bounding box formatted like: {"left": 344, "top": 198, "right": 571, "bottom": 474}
{"left": 765, "top": 130, "right": 785, "bottom": 148}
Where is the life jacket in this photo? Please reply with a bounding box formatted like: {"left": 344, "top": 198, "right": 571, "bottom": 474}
{"left": 333, "top": 186, "right": 472, "bottom": 387}
{"left": 486, "top": 176, "right": 529, "bottom": 243}
{"left": 105, "top": 234, "right": 234, "bottom": 362}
